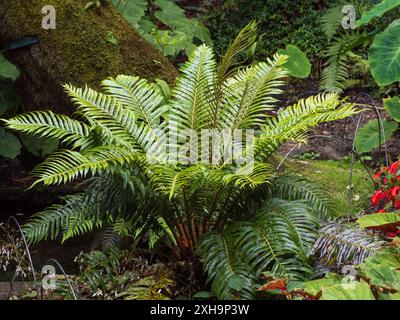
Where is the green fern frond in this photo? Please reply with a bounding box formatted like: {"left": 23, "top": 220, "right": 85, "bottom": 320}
{"left": 256, "top": 93, "right": 359, "bottom": 160}
{"left": 169, "top": 44, "right": 216, "bottom": 131}
{"left": 321, "top": 5, "right": 343, "bottom": 41}
{"left": 320, "top": 31, "right": 368, "bottom": 92}
{"left": 310, "top": 221, "right": 386, "bottom": 267}
{"left": 101, "top": 75, "right": 165, "bottom": 127}
{"left": 220, "top": 54, "right": 287, "bottom": 129}
{"left": 23, "top": 194, "right": 102, "bottom": 244}
{"left": 4, "top": 111, "right": 93, "bottom": 149}
{"left": 270, "top": 173, "right": 335, "bottom": 218}
{"left": 197, "top": 230, "right": 256, "bottom": 300}
{"left": 31, "top": 146, "right": 144, "bottom": 186}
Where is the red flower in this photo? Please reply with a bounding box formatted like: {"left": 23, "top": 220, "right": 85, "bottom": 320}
{"left": 388, "top": 161, "right": 399, "bottom": 175}
{"left": 378, "top": 209, "right": 386, "bottom": 213}
{"left": 391, "top": 186, "right": 400, "bottom": 198}
{"left": 372, "top": 190, "right": 383, "bottom": 206}
{"left": 373, "top": 170, "right": 383, "bottom": 180}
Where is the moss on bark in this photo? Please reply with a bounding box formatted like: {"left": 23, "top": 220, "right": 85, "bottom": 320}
{"left": 0, "top": 0, "right": 178, "bottom": 112}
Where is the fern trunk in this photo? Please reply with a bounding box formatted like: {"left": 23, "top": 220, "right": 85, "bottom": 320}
{"left": 0, "top": 0, "right": 178, "bottom": 113}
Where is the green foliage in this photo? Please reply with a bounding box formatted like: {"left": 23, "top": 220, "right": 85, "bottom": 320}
{"left": 310, "top": 221, "right": 385, "bottom": 267}
{"left": 357, "top": 0, "right": 400, "bottom": 26}
{"left": 69, "top": 248, "right": 175, "bottom": 300}
{"left": 355, "top": 119, "right": 398, "bottom": 153}
{"left": 0, "top": 126, "right": 21, "bottom": 159}
{"left": 288, "top": 159, "right": 374, "bottom": 217}
{"left": 369, "top": 21, "right": 400, "bottom": 86}
{"left": 320, "top": 0, "right": 400, "bottom": 91}
{"left": 4, "top": 24, "right": 359, "bottom": 300}
{"left": 276, "top": 45, "right": 311, "bottom": 78}
{"left": 112, "top": 0, "right": 211, "bottom": 58}
{"left": 384, "top": 96, "right": 400, "bottom": 121}
{"left": 203, "top": 0, "right": 342, "bottom": 58}
{"left": 358, "top": 212, "right": 400, "bottom": 228}
{"left": 0, "top": 54, "right": 20, "bottom": 81}
{"left": 198, "top": 198, "right": 319, "bottom": 299}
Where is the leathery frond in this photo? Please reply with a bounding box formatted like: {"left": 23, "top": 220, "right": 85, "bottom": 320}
{"left": 30, "top": 146, "right": 145, "bottom": 187}
{"left": 198, "top": 198, "right": 319, "bottom": 299}
{"left": 269, "top": 173, "right": 335, "bottom": 218}
{"left": 101, "top": 75, "right": 165, "bottom": 128}
{"left": 168, "top": 44, "right": 216, "bottom": 132}
{"left": 310, "top": 221, "right": 386, "bottom": 268}
{"left": 255, "top": 93, "right": 360, "bottom": 160}
{"left": 4, "top": 111, "right": 93, "bottom": 149}
{"left": 197, "top": 230, "right": 256, "bottom": 300}
{"left": 219, "top": 54, "right": 287, "bottom": 129}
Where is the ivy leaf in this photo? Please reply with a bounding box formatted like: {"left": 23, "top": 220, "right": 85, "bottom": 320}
{"left": 0, "top": 127, "right": 21, "bottom": 159}
{"left": 355, "top": 119, "right": 398, "bottom": 153}
{"left": 369, "top": 22, "right": 400, "bottom": 86}
{"left": 0, "top": 54, "right": 19, "bottom": 81}
{"left": 277, "top": 45, "right": 311, "bottom": 78}
{"left": 384, "top": 96, "right": 400, "bottom": 122}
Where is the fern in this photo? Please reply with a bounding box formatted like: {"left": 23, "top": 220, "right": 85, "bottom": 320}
{"left": 310, "top": 221, "right": 386, "bottom": 268}
{"left": 3, "top": 23, "right": 361, "bottom": 299}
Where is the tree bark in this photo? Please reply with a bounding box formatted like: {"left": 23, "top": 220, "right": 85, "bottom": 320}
{"left": 0, "top": 0, "right": 178, "bottom": 113}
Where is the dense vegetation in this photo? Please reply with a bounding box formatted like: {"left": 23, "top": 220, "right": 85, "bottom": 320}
{"left": 0, "top": 0, "right": 400, "bottom": 301}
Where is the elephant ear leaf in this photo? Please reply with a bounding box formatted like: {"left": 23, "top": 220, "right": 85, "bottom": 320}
{"left": 357, "top": 0, "right": 400, "bottom": 27}
{"left": 369, "top": 21, "right": 400, "bottom": 86}
{"left": 277, "top": 45, "right": 311, "bottom": 78}
{"left": 355, "top": 119, "right": 398, "bottom": 153}
{"left": 384, "top": 96, "right": 400, "bottom": 122}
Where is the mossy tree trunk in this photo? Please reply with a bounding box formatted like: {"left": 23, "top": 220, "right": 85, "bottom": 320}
{"left": 0, "top": 0, "right": 178, "bottom": 113}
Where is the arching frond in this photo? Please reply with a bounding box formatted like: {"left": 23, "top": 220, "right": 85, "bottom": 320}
{"left": 219, "top": 54, "right": 287, "bottom": 129}
{"left": 4, "top": 111, "right": 93, "bottom": 149}
{"left": 23, "top": 194, "right": 102, "bottom": 244}
{"left": 310, "top": 221, "right": 386, "bottom": 268}
{"left": 169, "top": 44, "right": 216, "bottom": 131}
{"left": 197, "top": 231, "right": 256, "bottom": 300}
{"left": 256, "top": 93, "right": 360, "bottom": 160}
{"left": 31, "top": 146, "right": 144, "bottom": 186}
{"left": 235, "top": 200, "right": 316, "bottom": 279}
{"left": 270, "top": 173, "right": 335, "bottom": 218}
{"left": 101, "top": 75, "right": 165, "bottom": 127}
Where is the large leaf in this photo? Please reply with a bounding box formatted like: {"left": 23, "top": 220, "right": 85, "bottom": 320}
{"left": 0, "top": 79, "right": 19, "bottom": 115}
{"left": 358, "top": 212, "right": 400, "bottom": 228}
{"left": 384, "top": 96, "right": 400, "bottom": 122}
{"left": 20, "top": 134, "right": 59, "bottom": 157}
{"left": 153, "top": 0, "right": 187, "bottom": 28}
{"left": 355, "top": 119, "right": 398, "bottom": 153}
{"left": 357, "top": 0, "right": 400, "bottom": 27}
{"left": 113, "top": 0, "right": 147, "bottom": 27}
{"left": 277, "top": 45, "right": 311, "bottom": 78}
{"left": 369, "top": 22, "right": 400, "bottom": 86}
{"left": 0, "top": 126, "right": 21, "bottom": 159}
{"left": 320, "top": 281, "right": 375, "bottom": 300}
{"left": 359, "top": 248, "right": 400, "bottom": 291}
{"left": 0, "top": 54, "right": 19, "bottom": 81}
